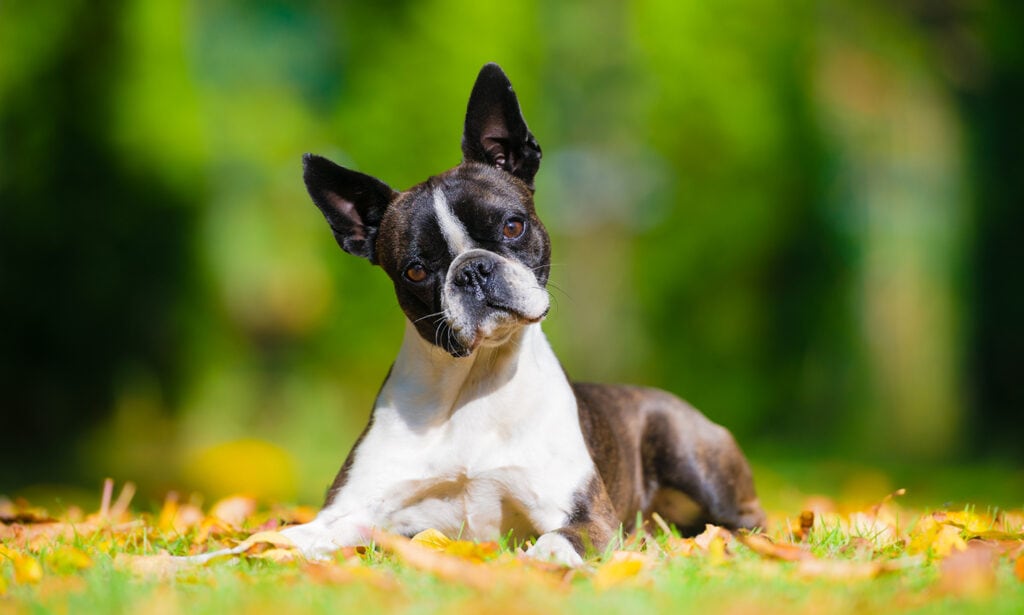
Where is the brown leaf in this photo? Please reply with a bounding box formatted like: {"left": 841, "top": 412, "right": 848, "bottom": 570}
{"left": 794, "top": 510, "right": 815, "bottom": 542}
{"left": 795, "top": 558, "right": 887, "bottom": 581}
{"left": 114, "top": 551, "right": 195, "bottom": 580}
{"left": 209, "top": 495, "right": 258, "bottom": 528}
{"left": 662, "top": 536, "right": 696, "bottom": 557}
{"left": 737, "top": 533, "right": 814, "bottom": 562}
{"left": 372, "top": 529, "right": 496, "bottom": 590}
{"left": 694, "top": 524, "right": 732, "bottom": 563}
{"left": 939, "top": 541, "right": 998, "bottom": 597}
{"left": 304, "top": 561, "right": 398, "bottom": 591}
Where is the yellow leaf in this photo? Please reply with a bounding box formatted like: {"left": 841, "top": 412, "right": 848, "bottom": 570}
{"left": 0, "top": 572, "right": 7, "bottom": 595}
{"left": 592, "top": 553, "right": 646, "bottom": 591}
{"left": 411, "top": 528, "right": 452, "bottom": 551}
{"left": 235, "top": 530, "right": 296, "bottom": 553}
{"left": 47, "top": 546, "right": 93, "bottom": 572}
{"left": 941, "top": 510, "right": 993, "bottom": 535}
{"left": 373, "top": 530, "right": 495, "bottom": 590}
{"left": 13, "top": 553, "right": 43, "bottom": 584}
{"left": 251, "top": 548, "right": 300, "bottom": 563}
{"left": 907, "top": 515, "right": 940, "bottom": 555}
{"left": 932, "top": 524, "right": 967, "bottom": 558}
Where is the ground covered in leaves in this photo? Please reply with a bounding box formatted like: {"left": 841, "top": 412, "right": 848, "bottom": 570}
{"left": 2, "top": 480, "right": 1023, "bottom": 614}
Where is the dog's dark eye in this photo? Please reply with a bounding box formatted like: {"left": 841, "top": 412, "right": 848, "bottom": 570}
{"left": 404, "top": 263, "right": 428, "bottom": 283}
{"left": 502, "top": 217, "right": 526, "bottom": 240}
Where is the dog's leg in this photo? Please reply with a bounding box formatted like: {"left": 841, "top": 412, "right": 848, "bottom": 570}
{"left": 643, "top": 399, "right": 765, "bottom": 532}
{"left": 526, "top": 476, "right": 620, "bottom": 567}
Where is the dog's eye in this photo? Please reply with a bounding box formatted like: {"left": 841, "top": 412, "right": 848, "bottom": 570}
{"left": 404, "top": 264, "right": 428, "bottom": 283}
{"left": 502, "top": 217, "right": 526, "bottom": 240}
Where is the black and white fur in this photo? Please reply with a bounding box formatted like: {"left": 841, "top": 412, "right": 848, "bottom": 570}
{"left": 197, "top": 64, "right": 764, "bottom": 566}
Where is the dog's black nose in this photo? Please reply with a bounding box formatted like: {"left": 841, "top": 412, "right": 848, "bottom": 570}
{"left": 453, "top": 258, "right": 494, "bottom": 290}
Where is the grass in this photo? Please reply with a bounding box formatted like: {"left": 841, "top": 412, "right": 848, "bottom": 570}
{"left": 3, "top": 466, "right": 1024, "bottom": 614}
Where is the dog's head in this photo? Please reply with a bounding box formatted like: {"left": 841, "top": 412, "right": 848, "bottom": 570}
{"left": 303, "top": 63, "right": 550, "bottom": 357}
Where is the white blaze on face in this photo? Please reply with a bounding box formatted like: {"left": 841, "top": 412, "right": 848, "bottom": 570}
{"left": 432, "top": 188, "right": 472, "bottom": 256}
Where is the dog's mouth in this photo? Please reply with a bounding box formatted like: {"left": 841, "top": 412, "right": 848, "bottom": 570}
{"left": 446, "top": 302, "right": 549, "bottom": 357}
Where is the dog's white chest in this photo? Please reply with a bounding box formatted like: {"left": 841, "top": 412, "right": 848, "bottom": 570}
{"left": 309, "top": 323, "right": 594, "bottom": 544}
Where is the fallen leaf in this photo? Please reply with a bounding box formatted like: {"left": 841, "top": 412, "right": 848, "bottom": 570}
{"left": 592, "top": 552, "right": 648, "bottom": 591}
{"left": 12, "top": 552, "right": 43, "bottom": 584}
{"left": 694, "top": 525, "right": 732, "bottom": 551}
{"left": 305, "top": 561, "right": 398, "bottom": 591}
{"left": 939, "top": 542, "right": 998, "bottom": 597}
{"left": 694, "top": 525, "right": 732, "bottom": 563}
{"left": 411, "top": 528, "right": 452, "bottom": 551}
{"left": 373, "top": 530, "right": 496, "bottom": 590}
{"left": 737, "top": 533, "right": 814, "bottom": 562}
{"left": 46, "top": 545, "right": 93, "bottom": 572}
{"left": 234, "top": 530, "right": 296, "bottom": 553}
{"left": 931, "top": 524, "right": 968, "bottom": 558}
{"left": 794, "top": 510, "right": 815, "bottom": 542}
{"left": 209, "top": 495, "right": 258, "bottom": 528}
{"left": 795, "top": 558, "right": 887, "bottom": 581}
{"left": 115, "top": 551, "right": 196, "bottom": 579}
{"left": 251, "top": 548, "right": 300, "bottom": 563}
{"left": 662, "top": 536, "right": 696, "bottom": 557}
{"left": 444, "top": 540, "right": 501, "bottom": 562}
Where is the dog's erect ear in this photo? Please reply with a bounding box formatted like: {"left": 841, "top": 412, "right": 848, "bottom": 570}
{"left": 303, "top": 153, "right": 397, "bottom": 263}
{"left": 462, "top": 63, "right": 542, "bottom": 190}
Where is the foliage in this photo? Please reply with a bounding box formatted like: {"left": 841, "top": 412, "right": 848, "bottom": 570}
{"left": 2, "top": 481, "right": 1023, "bottom": 614}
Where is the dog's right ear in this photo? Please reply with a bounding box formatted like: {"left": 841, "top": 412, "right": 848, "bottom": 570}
{"left": 462, "top": 63, "right": 542, "bottom": 191}
{"left": 303, "top": 153, "right": 397, "bottom": 263}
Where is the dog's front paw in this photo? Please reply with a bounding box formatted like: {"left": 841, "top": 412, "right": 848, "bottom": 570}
{"left": 280, "top": 520, "right": 347, "bottom": 561}
{"left": 526, "top": 532, "right": 584, "bottom": 567}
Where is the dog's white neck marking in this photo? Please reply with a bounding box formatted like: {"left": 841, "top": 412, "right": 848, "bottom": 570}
{"left": 284, "top": 320, "right": 595, "bottom": 556}
{"left": 432, "top": 188, "right": 472, "bottom": 256}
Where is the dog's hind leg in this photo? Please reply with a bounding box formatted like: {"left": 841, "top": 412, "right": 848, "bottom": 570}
{"left": 641, "top": 396, "right": 765, "bottom": 534}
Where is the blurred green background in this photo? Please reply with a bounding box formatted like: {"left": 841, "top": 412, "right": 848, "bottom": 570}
{"left": 2, "top": 1, "right": 1022, "bottom": 508}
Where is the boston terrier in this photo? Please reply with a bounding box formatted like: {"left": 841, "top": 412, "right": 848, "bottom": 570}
{"left": 272, "top": 63, "right": 764, "bottom": 566}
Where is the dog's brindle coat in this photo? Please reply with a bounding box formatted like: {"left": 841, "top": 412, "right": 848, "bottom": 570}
{"left": 278, "top": 64, "right": 764, "bottom": 566}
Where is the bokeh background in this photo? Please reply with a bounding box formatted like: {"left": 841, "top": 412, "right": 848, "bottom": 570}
{"left": 2, "top": 1, "right": 1022, "bottom": 509}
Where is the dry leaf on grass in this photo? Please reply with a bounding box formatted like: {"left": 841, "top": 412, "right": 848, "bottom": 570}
{"left": 737, "top": 533, "right": 814, "bottom": 562}
{"left": 114, "top": 551, "right": 198, "bottom": 580}
{"left": 209, "top": 495, "right": 258, "bottom": 528}
{"left": 592, "top": 551, "right": 651, "bottom": 591}
{"left": 795, "top": 558, "right": 888, "bottom": 581}
{"left": 304, "top": 561, "right": 398, "bottom": 591}
{"left": 938, "top": 541, "right": 998, "bottom": 597}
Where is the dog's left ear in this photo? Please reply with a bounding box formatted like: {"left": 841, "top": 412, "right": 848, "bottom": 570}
{"left": 462, "top": 63, "right": 542, "bottom": 191}
{"left": 303, "top": 153, "right": 398, "bottom": 264}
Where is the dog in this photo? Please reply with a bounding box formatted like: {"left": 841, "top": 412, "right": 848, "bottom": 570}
{"left": 266, "top": 63, "right": 764, "bottom": 566}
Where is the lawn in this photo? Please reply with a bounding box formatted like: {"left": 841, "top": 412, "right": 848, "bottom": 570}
{"left": 2, "top": 467, "right": 1023, "bottom": 615}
